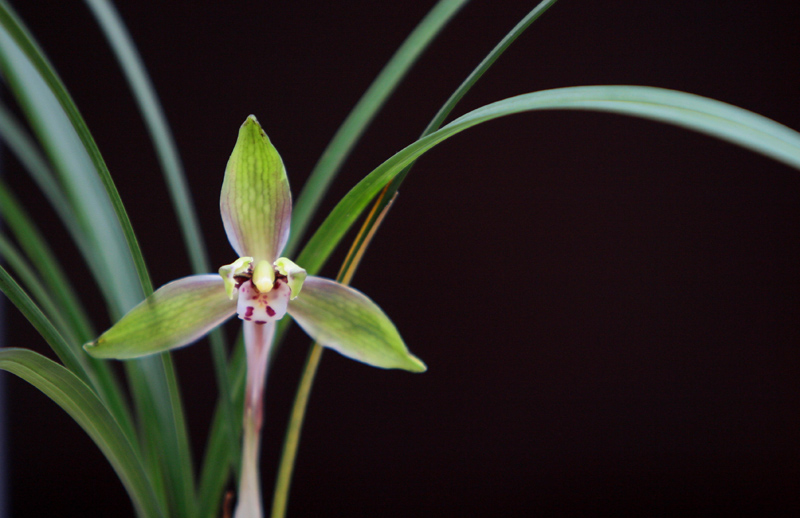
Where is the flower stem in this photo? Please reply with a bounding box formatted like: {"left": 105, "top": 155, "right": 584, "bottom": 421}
{"left": 234, "top": 321, "right": 276, "bottom": 518}
{"left": 270, "top": 343, "right": 324, "bottom": 518}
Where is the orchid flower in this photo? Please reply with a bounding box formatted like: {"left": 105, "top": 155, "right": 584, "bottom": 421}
{"left": 84, "top": 115, "right": 425, "bottom": 518}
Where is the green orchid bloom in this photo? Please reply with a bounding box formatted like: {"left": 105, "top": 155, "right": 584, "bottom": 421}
{"left": 84, "top": 115, "right": 425, "bottom": 518}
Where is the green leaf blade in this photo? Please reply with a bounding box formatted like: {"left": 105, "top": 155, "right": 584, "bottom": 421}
{"left": 0, "top": 0, "right": 152, "bottom": 304}
{"left": 287, "top": 0, "right": 469, "bottom": 256}
{"left": 0, "top": 348, "right": 165, "bottom": 518}
{"left": 298, "top": 86, "right": 800, "bottom": 277}
{"left": 83, "top": 0, "right": 210, "bottom": 275}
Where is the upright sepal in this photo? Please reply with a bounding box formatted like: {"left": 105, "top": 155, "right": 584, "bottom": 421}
{"left": 220, "top": 115, "right": 292, "bottom": 262}
{"left": 84, "top": 275, "right": 236, "bottom": 359}
{"left": 288, "top": 276, "right": 426, "bottom": 372}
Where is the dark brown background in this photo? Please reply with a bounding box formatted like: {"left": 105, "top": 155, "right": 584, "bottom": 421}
{"left": 3, "top": 0, "right": 799, "bottom": 516}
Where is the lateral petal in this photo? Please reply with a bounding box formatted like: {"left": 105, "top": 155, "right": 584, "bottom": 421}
{"left": 84, "top": 275, "right": 236, "bottom": 359}
{"left": 287, "top": 276, "right": 426, "bottom": 372}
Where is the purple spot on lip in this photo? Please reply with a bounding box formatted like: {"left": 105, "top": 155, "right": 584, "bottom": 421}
{"left": 266, "top": 306, "right": 276, "bottom": 317}
{"left": 254, "top": 321, "right": 267, "bottom": 325}
{"left": 243, "top": 317, "right": 252, "bottom": 321}
{"left": 244, "top": 306, "right": 254, "bottom": 318}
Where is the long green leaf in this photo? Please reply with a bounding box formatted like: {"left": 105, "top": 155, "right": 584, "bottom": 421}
{"left": 0, "top": 234, "right": 81, "bottom": 345}
{"left": 119, "top": 356, "right": 197, "bottom": 518}
{"left": 0, "top": 6, "right": 197, "bottom": 513}
{"left": 162, "top": 355, "right": 198, "bottom": 518}
{"left": 0, "top": 101, "right": 94, "bottom": 259}
{"left": 341, "top": 0, "right": 560, "bottom": 277}
{"left": 0, "top": 348, "right": 164, "bottom": 518}
{"left": 83, "top": 0, "right": 237, "bottom": 473}
{"left": 123, "top": 362, "right": 167, "bottom": 510}
{"left": 425, "top": 0, "right": 560, "bottom": 135}
{"left": 298, "top": 85, "right": 800, "bottom": 275}
{"left": 0, "top": 0, "right": 152, "bottom": 299}
{"left": 0, "top": 264, "right": 93, "bottom": 387}
{"left": 0, "top": 179, "right": 94, "bottom": 342}
{"left": 0, "top": 263, "right": 144, "bottom": 458}
{"left": 0, "top": 179, "right": 138, "bottom": 446}
{"left": 274, "top": 6, "right": 563, "bottom": 511}
{"left": 198, "top": 337, "right": 246, "bottom": 518}
{"left": 0, "top": 21, "right": 143, "bottom": 317}
{"left": 83, "top": 0, "right": 208, "bottom": 273}
{"left": 286, "top": 0, "right": 469, "bottom": 256}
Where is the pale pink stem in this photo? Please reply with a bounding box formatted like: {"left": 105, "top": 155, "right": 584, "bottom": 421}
{"left": 233, "top": 320, "right": 276, "bottom": 518}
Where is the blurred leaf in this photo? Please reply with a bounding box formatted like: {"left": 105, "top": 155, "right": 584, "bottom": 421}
{"left": 0, "top": 263, "right": 94, "bottom": 387}
{"left": 0, "top": 348, "right": 165, "bottom": 518}
{"left": 0, "top": 6, "right": 198, "bottom": 513}
{"left": 0, "top": 176, "right": 139, "bottom": 449}
{"left": 0, "top": 0, "right": 151, "bottom": 306}
{"left": 0, "top": 178, "right": 93, "bottom": 341}
{"left": 0, "top": 101, "right": 94, "bottom": 258}
{"left": 298, "top": 85, "right": 800, "bottom": 276}
{"left": 83, "top": 0, "right": 208, "bottom": 272}
{"left": 287, "top": 0, "right": 469, "bottom": 255}
{"left": 83, "top": 0, "right": 237, "bottom": 474}
{"left": 198, "top": 336, "right": 246, "bottom": 518}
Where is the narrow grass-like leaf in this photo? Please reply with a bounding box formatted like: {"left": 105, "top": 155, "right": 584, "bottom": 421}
{"left": 0, "top": 263, "right": 105, "bottom": 397}
{"left": 0, "top": 348, "right": 164, "bottom": 518}
{"left": 341, "top": 0, "right": 559, "bottom": 277}
{"left": 83, "top": 0, "right": 237, "bottom": 465}
{"left": 426, "top": 0, "right": 559, "bottom": 135}
{"left": 271, "top": 196, "right": 396, "bottom": 518}
{"left": 298, "top": 86, "right": 800, "bottom": 276}
{"left": 0, "top": 180, "right": 138, "bottom": 444}
{"left": 124, "top": 362, "right": 168, "bottom": 511}
{"left": 0, "top": 101, "right": 94, "bottom": 257}
{"left": 0, "top": 9, "right": 198, "bottom": 513}
{"left": 287, "top": 0, "right": 469, "bottom": 256}
{"left": 0, "top": 100, "right": 116, "bottom": 316}
{"left": 0, "top": 178, "right": 94, "bottom": 341}
{"left": 271, "top": 344, "right": 323, "bottom": 518}
{"left": 162, "top": 355, "right": 198, "bottom": 518}
{"left": 198, "top": 338, "right": 246, "bottom": 518}
{"left": 0, "top": 0, "right": 152, "bottom": 299}
{"left": 83, "top": 0, "right": 208, "bottom": 273}
{"left": 122, "top": 355, "right": 198, "bottom": 518}
{"left": 205, "top": 327, "right": 238, "bottom": 470}
{"left": 0, "top": 22, "right": 143, "bottom": 316}
{"left": 0, "top": 233, "right": 82, "bottom": 344}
